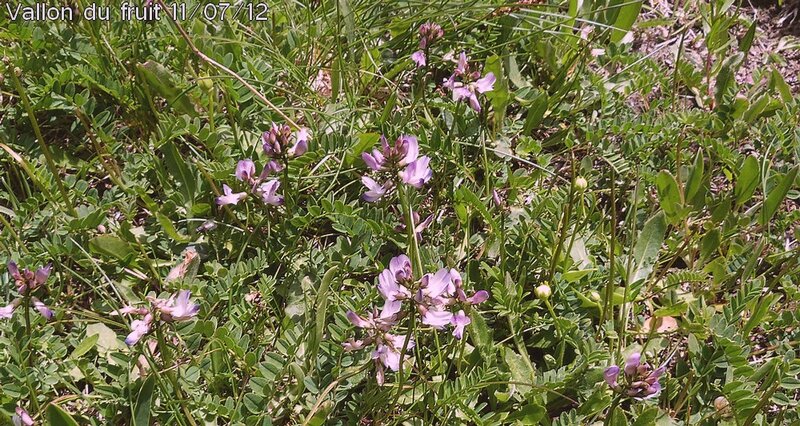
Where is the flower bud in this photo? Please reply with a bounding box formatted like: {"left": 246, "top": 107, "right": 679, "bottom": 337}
{"left": 535, "top": 284, "right": 552, "bottom": 300}
{"left": 197, "top": 78, "right": 214, "bottom": 92}
{"left": 574, "top": 176, "right": 588, "bottom": 191}
{"left": 589, "top": 290, "right": 601, "bottom": 302}
{"left": 714, "top": 396, "right": 728, "bottom": 410}
{"left": 714, "top": 396, "right": 732, "bottom": 417}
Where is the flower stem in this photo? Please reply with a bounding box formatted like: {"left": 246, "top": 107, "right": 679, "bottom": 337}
{"left": 544, "top": 299, "right": 566, "bottom": 365}
{"left": 154, "top": 325, "right": 198, "bottom": 426}
{"left": 21, "top": 294, "right": 41, "bottom": 415}
{"left": 9, "top": 67, "right": 76, "bottom": 217}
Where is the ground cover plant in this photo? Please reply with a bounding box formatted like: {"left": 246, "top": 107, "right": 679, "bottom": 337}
{"left": 1, "top": 0, "right": 800, "bottom": 424}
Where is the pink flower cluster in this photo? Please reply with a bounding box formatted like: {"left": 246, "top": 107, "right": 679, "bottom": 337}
{"left": 1, "top": 261, "right": 54, "bottom": 321}
{"left": 361, "top": 134, "right": 432, "bottom": 202}
{"left": 216, "top": 123, "right": 310, "bottom": 207}
{"left": 443, "top": 52, "right": 495, "bottom": 112}
{"left": 118, "top": 290, "right": 200, "bottom": 346}
{"left": 344, "top": 255, "right": 488, "bottom": 384}
{"left": 604, "top": 352, "right": 667, "bottom": 399}
{"left": 411, "top": 22, "right": 444, "bottom": 67}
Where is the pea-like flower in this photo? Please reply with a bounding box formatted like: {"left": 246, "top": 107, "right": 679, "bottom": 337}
{"left": 2, "top": 262, "right": 54, "bottom": 321}
{"left": 343, "top": 309, "right": 413, "bottom": 385}
{"left": 399, "top": 156, "right": 432, "bottom": 188}
{"left": 411, "top": 22, "right": 444, "bottom": 67}
{"left": 262, "top": 123, "right": 311, "bottom": 159}
{"left": 256, "top": 180, "right": 284, "bottom": 206}
{"left": 12, "top": 406, "right": 33, "bottom": 426}
{"left": 361, "top": 176, "right": 391, "bottom": 203}
{"left": 119, "top": 290, "right": 200, "bottom": 346}
{"left": 235, "top": 159, "right": 256, "bottom": 182}
{"left": 377, "top": 255, "right": 414, "bottom": 318}
{"left": 361, "top": 134, "right": 431, "bottom": 202}
{"left": 604, "top": 352, "right": 667, "bottom": 399}
{"left": 443, "top": 52, "right": 495, "bottom": 112}
{"left": 151, "top": 290, "right": 201, "bottom": 322}
{"left": 219, "top": 158, "right": 285, "bottom": 208}
{"left": 215, "top": 184, "right": 247, "bottom": 206}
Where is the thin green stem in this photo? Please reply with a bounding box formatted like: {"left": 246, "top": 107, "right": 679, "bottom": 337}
{"left": 155, "top": 325, "right": 198, "bottom": 426}
{"left": 9, "top": 67, "right": 76, "bottom": 216}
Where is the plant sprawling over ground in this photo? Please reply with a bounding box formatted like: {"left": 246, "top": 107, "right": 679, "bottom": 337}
{"left": 1, "top": 0, "right": 800, "bottom": 424}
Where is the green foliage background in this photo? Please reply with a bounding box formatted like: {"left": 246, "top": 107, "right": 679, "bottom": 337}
{"left": 1, "top": 0, "right": 799, "bottom": 424}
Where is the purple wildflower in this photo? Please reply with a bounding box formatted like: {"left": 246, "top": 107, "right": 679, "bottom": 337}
{"left": 32, "top": 298, "right": 54, "bottom": 320}
{"left": 0, "top": 300, "right": 20, "bottom": 319}
{"left": 262, "top": 123, "right": 310, "bottom": 159}
{"left": 257, "top": 180, "right": 284, "bottom": 206}
{"left": 13, "top": 406, "right": 34, "bottom": 426}
{"left": 121, "top": 290, "right": 200, "bottom": 346}
{"left": 451, "top": 310, "right": 471, "bottom": 339}
{"left": 125, "top": 313, "right": 153, "bottom": 346}
{"left": 3, "top": 262, "right": 54, "bottom": 321}
{"left": 361, "top": 176, "right": 391, "bottom": 203}
{"left": 604, "top": 352, "right": 668, "bottom": 399}
{"left": 377, "top": 255, "right": 413, "bottom": 318}
{"left": 235, "top": 159, "right": 256, "bottom": 182}
{"left": 411, "top": 51, "right": 426, "bottom": 67}
{"left": 216, "top": 184, "right": 247, "bottom": 206}
{"left": 411, "top": 22, "right": 444, "bottom": 68}
{"left": 344, "top": 309, "right": 413, "bottom": 385}
{"left": 152, "top": 290, "right": 201, "bottom": 322}
{"left": 443, "top": 52, "right": 495, "bottom": 112}
{"left": 399, "top": 156, "right": 432, "bottom": 188}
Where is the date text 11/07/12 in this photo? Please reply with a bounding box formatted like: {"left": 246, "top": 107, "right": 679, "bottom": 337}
{"left": 167, "top": 3, "right": 269, "bottom": 21}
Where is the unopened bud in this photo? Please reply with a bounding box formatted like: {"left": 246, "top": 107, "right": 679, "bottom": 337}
{"left": 575, "top": 176, "right": 588, "bottom": 191}
{"left": 197, "top": 78, "right": 213, "bottom": 92}
{"left": 589, "top": 290, "right": 601, "bottom": 302}
{"left": 535, "top": 284, "right": 552, "bottom": 300}
{"left": 714, "top": 396, "right": 732, "bottom": 417}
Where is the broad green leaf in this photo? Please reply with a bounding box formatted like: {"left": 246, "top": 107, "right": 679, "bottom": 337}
{"left": 655, "top": 171, "right": 682, "bottom": 223}
{"left": 69, "top": 334, "right": 99, "bottom": 359}
{"left": 771, "top": 68, "right": 793, "bottom": 103}
{"left": 563, "top": 269, "right": 595, "bottom": 283}
{"left": 735, "top": 156, "right": 760, "bottom": 206}
{"left": 455, "top": 187, "right": 499, "bottom": 231}
{"left": 714, "top": 52, "right": 743, "bottom": 105}
{"left": 469, "top": 309, "right": 494, "bottom": 355}
{"left": 759, "top": 165, "right": 798, "bottom": 225}
{"left": 485, "top": 55, "right": 510, "bottom": 124}
{"left": 610, "top": 0, "right": 642, "bottom": 43}
{"left": 700, "top": 228, "right": 721, "bottom": 260}
{"left": 160, "top": 140, "right": 197, "bottom": 208}
{"left": 523, "top": 91, "right": 548, "bottom": 134}
{"left": 629, "top": 212, "right": 667, "bottom": 284}
{"left": 685, "top": 149, "right": 705, "bottom": 204}
{"left": 133, "top": 375, "right": 157, "bottom": 426}
{"left": 506, "top": 403, "right": 545, "bottom": 423}
{"left": 632, "top": 408, "right": 660, "bottom": 426}
{"left": 503, "top": 348, "right": 534, "bottom": 394}
{"left": 308, "top": 266, "right": 338, "bottom": 364}
{"left": 86, "top": 323, "right": 127, "bottom": 356}
{"left": 739, "top": 21, "right": 757, "bottom": 54}
{"left": 156, "top": 212, "right": 190, "bottom": 242}
{"left": 46, "top": 404, "right": 80, "bottom": 426}
{"left": 89, "top": 235, "right": 138, "bottom": 264}
{"left": 136, "top": 61, "right": 196, "bottom": 116}
{"left": 653, "top": 302, "right": 688, "bottom": 317}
